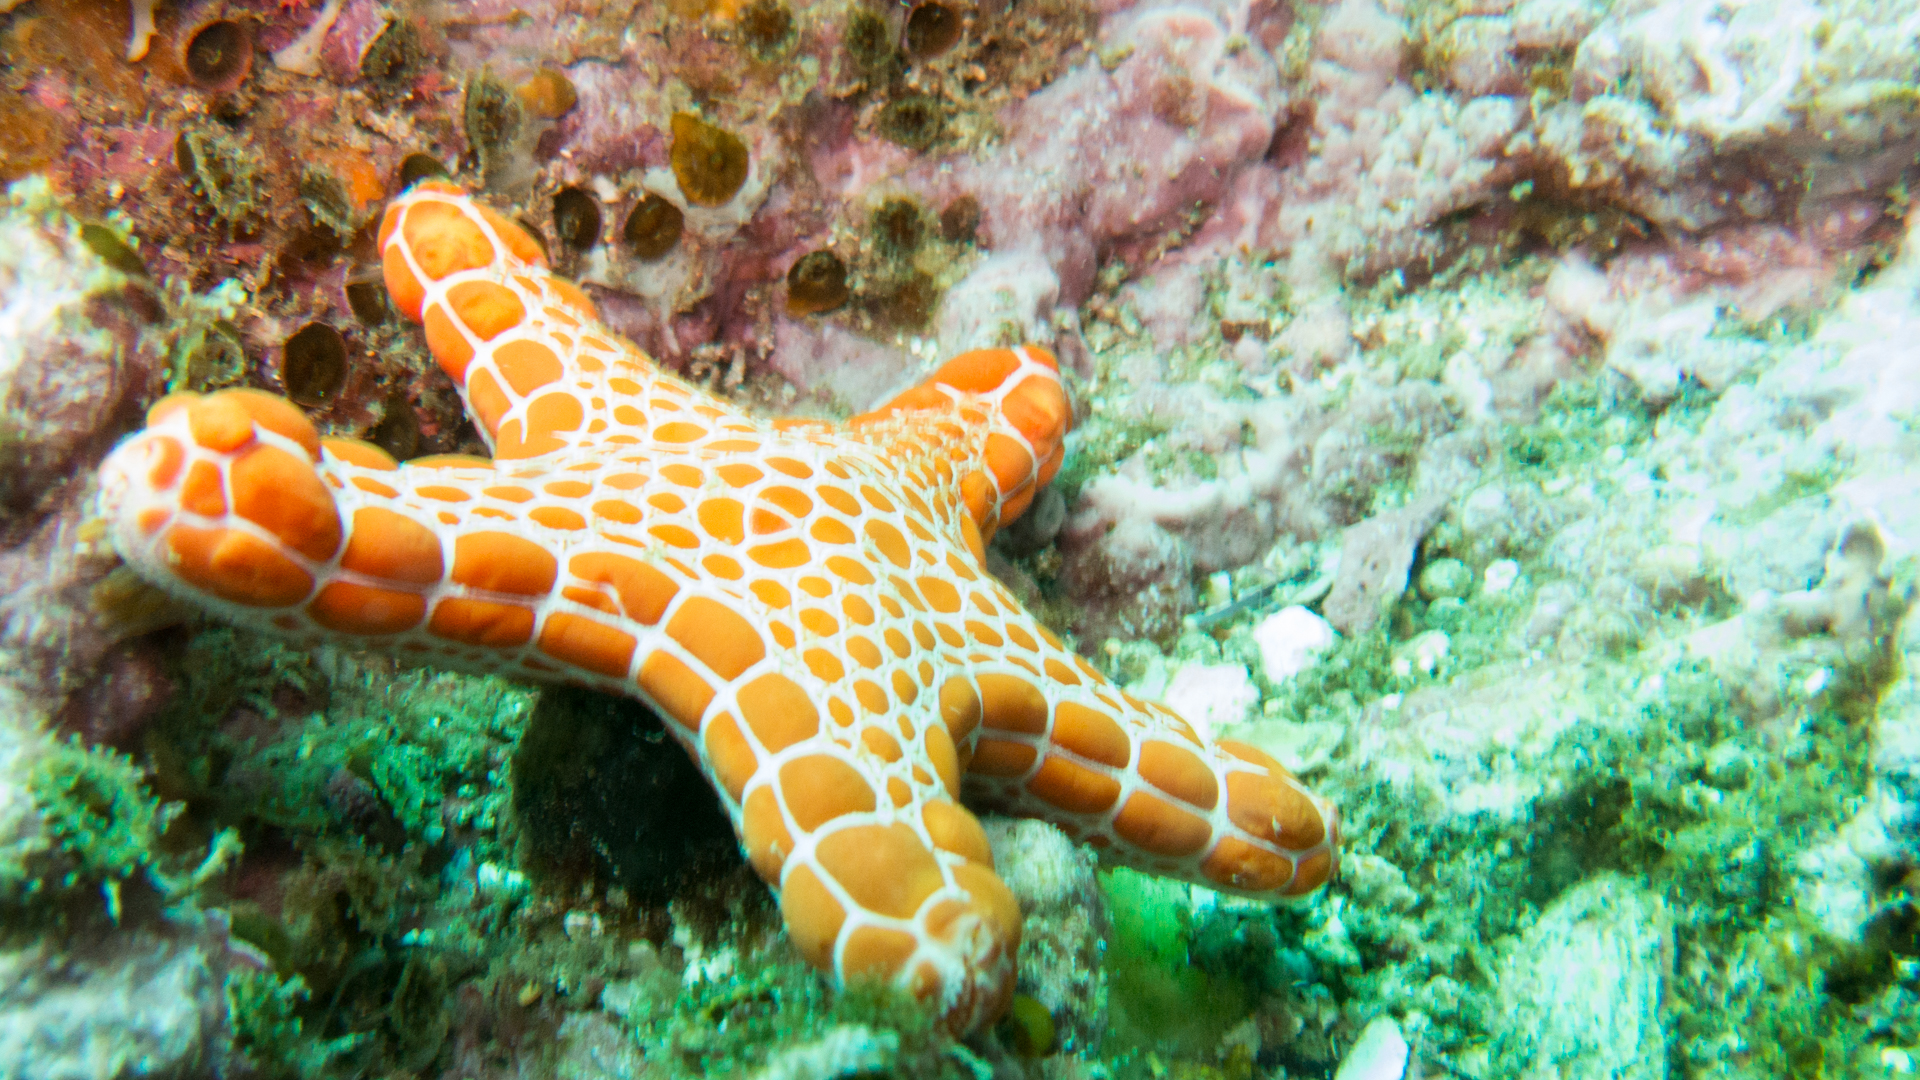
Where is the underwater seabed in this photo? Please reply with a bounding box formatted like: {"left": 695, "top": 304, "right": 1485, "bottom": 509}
{"left": 4, "top": 181, "right": 1918, "bottom": 1079}
{"left": 4, "top": 0, "right": 1920, "bottom": 1072}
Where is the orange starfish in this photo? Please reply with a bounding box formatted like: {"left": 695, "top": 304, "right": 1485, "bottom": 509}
{"left": 96, "top": 181, "right": 1339, "bottom": 1031}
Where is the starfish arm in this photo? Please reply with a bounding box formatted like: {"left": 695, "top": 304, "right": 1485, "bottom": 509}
{"left": 94, "top": 389, "right": 589, "bottom": 660}
{"left": 851, "top": 344, "right": 1072, "bottom": 542}
{"left": 379, "top": 180, "right": 756, "bottom": 460}
{"left": 954, "top": 624, "right": 1340, "bottom": 897}
{"left": 97, "top": 389, "right": 351, "bottom": 623}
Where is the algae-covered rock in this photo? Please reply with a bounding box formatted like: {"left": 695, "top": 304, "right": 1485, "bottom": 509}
{"left": 0, "top": 923, "right": 235, "bottom": 1079}
{"left": 0, "top": 177, "right": 172, "bottom": 884}
{"left": 0, "top": 178, "right": 162, "bottom": 528}
{"left": 1492, "top": 875, "right": 1672, "bottom": 1079}
{"left": 983, "top": 817, "right": 1109, "bottom": 1052}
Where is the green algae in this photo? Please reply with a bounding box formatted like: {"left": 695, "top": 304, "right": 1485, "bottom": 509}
{"left": 175, "top": 123, "right": 267, "bottom": 230}
{"left": 126, "top": 622, "right": 1021, "bottom": 1077}
{"left": 1206, "top": 354, "right": 1915, "bottom": 1076}
{"left": 636, "top": 968, "right": 952, "bottom": 1080}
{"left": 1, "top": 735, "right": 246, "bottom": 939}
{"left": 1100, "top": 868, "right": 1252, "bottom": 1055}
{"left": 131, "top": 627, "right": 535, "bottom": 1075}
{"left": 1575, "top": 676, "right": 1904, "bottom": 1076}
{"left": 4, "top": 741, "right": 172, "bottom": 922}
{"left": 1502, "top": 370, "right": 1718, "bottom": 478}
{"left": 1278, "top": 646, "right": 1915, "bottom": 1076}
{"left": 225, "top": 969, "right": 367, "bottom": 1080}
{"left": 148, "top": 627, "right": 527, "bottom": 851}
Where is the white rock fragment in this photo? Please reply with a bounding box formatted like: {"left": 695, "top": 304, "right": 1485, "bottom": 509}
{"left": 1334, "top": 1015, "right": 1409, "bottom": 1080}
{"left": 475, "top": 861, "right": 529, "bottom": 903}
{"left": 125, "top": 0, "right": 159, "bottom": 61}
{"left": 1484, "top": 559, "right": 1522, "bottom": 594}
{"left": 1164, "top": 662, "right": 1258, "bottom": 741}
{"left": 751, "top": 1025, "right": 899, "bottom": 1080}
{"left": 672, "top": 914, "right": 738, "bottom": 985}
{"left": 270, "top": 0, "right": 347, "bottom": 75}
{"left": 1253, "top": 606, "right": 1337, "bottom": 682}
{"left": 1392, "top": 630, "right": 1450, "bottom": 677}
{"left": 1203, "top": 571, "right": 1233, "bottom": 609}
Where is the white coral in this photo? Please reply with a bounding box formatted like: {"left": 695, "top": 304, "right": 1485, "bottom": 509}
{"left": 1538, "top": 0, "right": 1920, "bottom": 227}
{"left": 1611, "top": 0, "right": 1823, "bottom": 144}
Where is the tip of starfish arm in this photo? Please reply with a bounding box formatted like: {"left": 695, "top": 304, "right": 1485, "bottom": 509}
{"left": 863, "top": 345, "right": 1072, "bottom": 535}
{"left": 100, "top": 388, "right": 342, "bottom": 612}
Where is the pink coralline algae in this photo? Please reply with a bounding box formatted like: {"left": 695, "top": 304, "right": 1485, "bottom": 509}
{"left": 966, "top": 5, "right": 1288, "bottom": 289}
{"left": 0, "top": 0, "right": 1910, "bottom": 660}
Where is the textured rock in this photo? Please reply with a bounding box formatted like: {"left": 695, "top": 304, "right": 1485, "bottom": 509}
{"left": 0, "top": 179, "right": 170, "bottom": 885}
{"left": 1324, "top": 497, "right": 1448, "bottom": 635}
{"left": 982, "top": 817, "right": 1110, "bottom": 1053}
{"left": 1491, "top": 875, "right": 1672, "bottom": 1080}
{"left": 0, "top": 923, "right": 235, "bottom": 1080}
{"left": 1334, "top": 1015, "right": 1410, "bottom": 1080}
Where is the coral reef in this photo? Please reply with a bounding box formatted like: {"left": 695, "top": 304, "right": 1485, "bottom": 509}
{"left": 2, "top": 0, "right": 1918, "bottom": 1070}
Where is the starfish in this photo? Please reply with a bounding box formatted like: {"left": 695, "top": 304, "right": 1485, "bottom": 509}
{"left": 96, "top": 181, "right": 1339, "bottom": 1031}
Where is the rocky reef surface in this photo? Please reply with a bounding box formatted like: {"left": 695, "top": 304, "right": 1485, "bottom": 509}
{"left": 1, "top": 0, "right": 1918, "bottom": 1075}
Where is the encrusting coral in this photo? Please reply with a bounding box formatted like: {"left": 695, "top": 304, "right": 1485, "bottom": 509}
{"left": 94, "top": 180, "right": 1339, "bottom": 1032}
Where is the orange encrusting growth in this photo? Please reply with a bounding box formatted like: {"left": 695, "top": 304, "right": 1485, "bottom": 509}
{"left": 96, "top": 181, "right": 1339, "bottom": 1034}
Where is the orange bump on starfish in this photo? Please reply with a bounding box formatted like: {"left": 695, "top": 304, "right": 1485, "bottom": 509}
{"left": 96, "top": 179, "right": 1339, "bottom": 1032}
